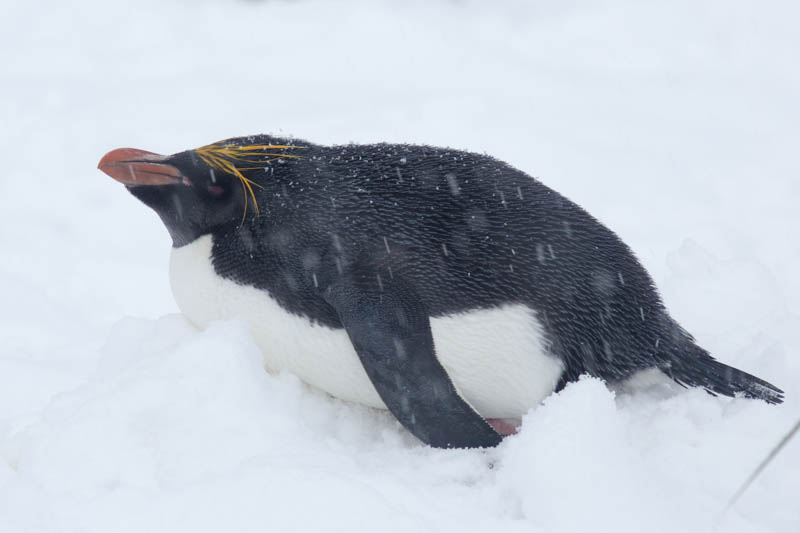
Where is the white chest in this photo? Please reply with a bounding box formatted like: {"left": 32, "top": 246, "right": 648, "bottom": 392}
{"left": 169, "top": 235, "right": 563, "bottom": 418}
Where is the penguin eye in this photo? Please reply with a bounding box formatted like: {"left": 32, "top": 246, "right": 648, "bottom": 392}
{"left": 207, "top": 184, "right": 225, "bottom": 196}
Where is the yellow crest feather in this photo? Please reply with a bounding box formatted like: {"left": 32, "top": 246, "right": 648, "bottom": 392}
{"left": 194, "top": 142, "right": 305, "bottom": 220}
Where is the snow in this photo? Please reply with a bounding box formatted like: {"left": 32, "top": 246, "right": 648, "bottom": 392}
{"left": 1, "top": 0, "right": 799, "bottom": 531}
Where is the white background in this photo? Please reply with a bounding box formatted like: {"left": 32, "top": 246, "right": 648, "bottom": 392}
{"left": 1, "top": 1, "right": 798, "bottom": 531}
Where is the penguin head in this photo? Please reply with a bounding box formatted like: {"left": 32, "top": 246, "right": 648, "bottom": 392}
{"left": 98, "top": 138, "right": 304, "bottom": 246}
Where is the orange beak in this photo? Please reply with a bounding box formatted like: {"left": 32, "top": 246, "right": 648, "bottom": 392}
{"left": 98, "top": 148, "right": 188, "bottom": 186}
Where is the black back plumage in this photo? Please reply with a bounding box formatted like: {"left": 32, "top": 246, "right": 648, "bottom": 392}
{"left": 197, "top": 137, "right": 782, "bottom": 404}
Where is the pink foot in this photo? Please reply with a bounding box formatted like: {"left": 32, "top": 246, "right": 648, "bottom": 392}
{"left": 486, "top": 418, "right": 521, "bottom": 436}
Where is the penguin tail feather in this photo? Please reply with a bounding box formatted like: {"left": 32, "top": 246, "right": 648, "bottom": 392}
{"left": 662, "top": 343, "right": 784, "bottom": 405}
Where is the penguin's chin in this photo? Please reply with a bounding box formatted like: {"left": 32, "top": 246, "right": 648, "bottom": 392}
{"left": 98, "top": 148, "right": 189, "bottom": 187}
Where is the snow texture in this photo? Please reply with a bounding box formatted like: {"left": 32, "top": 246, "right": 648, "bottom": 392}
{"left": 1, "top": 0, "right": 798, "bottom": 531}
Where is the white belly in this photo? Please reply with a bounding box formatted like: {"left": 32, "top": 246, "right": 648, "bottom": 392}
{"left": 169, "top": 235, "right": 564, "bottom": 418}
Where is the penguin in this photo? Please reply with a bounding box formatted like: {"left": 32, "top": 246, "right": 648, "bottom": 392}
{"left": 98, "top": 136, "right": 784, "bottom": 449}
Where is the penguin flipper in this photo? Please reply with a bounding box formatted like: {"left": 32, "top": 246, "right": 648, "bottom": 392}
{"left": 322, "top": 271, "right": 503, "bottom": 449}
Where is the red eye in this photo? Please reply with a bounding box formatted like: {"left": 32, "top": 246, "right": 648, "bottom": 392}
{"left": 208, "top": 185, "right": 224, "bottom": 196}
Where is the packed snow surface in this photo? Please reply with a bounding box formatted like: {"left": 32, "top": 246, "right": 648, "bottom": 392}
{"left": 1, "top": 1, "right": 798, "bottom": 531}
